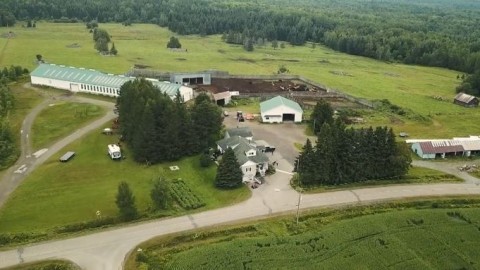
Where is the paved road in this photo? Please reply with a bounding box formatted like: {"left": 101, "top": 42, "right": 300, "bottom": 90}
{"left": 0, "top": 85, "right": 116, "bottom": 208}
{"left": 1, "top": 96, "right": 480, "bottom": 269}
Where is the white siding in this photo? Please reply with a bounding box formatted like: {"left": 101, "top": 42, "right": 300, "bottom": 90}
{"left": 179, "top": 86, "right": 194, "bottom": 102}
{"left": 261, "top": 104, "right": 302, "bottom": 123}
{"left": 241, "top": 161, "right": 257, "bottom": 182}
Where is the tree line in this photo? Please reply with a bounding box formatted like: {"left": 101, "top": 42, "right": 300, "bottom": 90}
{"left": 0, "top": 84, "right": 15, "bottom": 170}
{"left": 295, "top": 101, "right": 411, "bottom": 186}
{"left": 117, "top": 79, "right": 222, "bottom": 164}
{"left": 1, "top": 0, "right": 479, "bottom": 74}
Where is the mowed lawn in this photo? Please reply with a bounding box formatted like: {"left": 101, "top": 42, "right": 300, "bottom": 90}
{"left": 31, "top": 102, "right": 105, "bottom": 150}
{"left": 1, "top": 22, "right": 477, "bottom": 138}
{"left": 130, "top": 207, "right": 480, "bottom": 269}
{"left": 0, "top": 126, "right": 250, "bottom": 233}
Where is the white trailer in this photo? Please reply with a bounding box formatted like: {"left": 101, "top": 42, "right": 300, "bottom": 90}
{"left": 108, "top": 144, "right": 122, "bottom": 160}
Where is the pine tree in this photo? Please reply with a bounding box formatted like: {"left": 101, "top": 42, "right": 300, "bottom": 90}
{"left": 296, "top": 139, "right": 315, "bottom": 186}
{"left": 150, "top": 177, "right": 170, "bottom": 210}
{"left": 115, "top": 181, "right": 138, "bottom": 221}
{"left": 110, "top": 42, "right": 118, "bottom": 55}
{"left": 215, "top": 148, "right": 243, "bottom": 188}
{"left": 191, "top": 93, "right": 222, "bottom": 153}
{"left": 311, "top": 99, "right": 334, "bottom": 134}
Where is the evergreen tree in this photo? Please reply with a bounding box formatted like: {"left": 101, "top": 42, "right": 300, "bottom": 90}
{"left": 191, "top": 93, "right": 222, "bottom": 153}
{"left": 167, "top": 36, "right": 181, "bottom": 48}
{"left": 0, "top": 119, "right": 15, "bottom": 169}
{"left": 295, "top": 138, "right": 315, "bottom": 186}
{"left": 150, "top": 177, "right": 170, "bottom": 210}
{"left": 272, "top": 40, "right": 278, "bottom": 50}
{"left": 215, "top": 148, "right": 243, "bottom": 188}
{"left": 95, "top": 38, "right": 109, "bottom": 53}
{"left": 310, "top": 99, "right": 334, "bottom": 134}
{"left": 115, "top": 181, "right": 138, "bottom": 221}
{"left": 110, "top": 42, "right": 118, "bottom": 55}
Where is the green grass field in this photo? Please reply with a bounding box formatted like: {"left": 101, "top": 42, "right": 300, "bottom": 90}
{"left": 1, "top": 22, "right": 478, "bottom": 139}
{"left": 2, "top": 260, "right": 79, "bottom": 270}
{"left": 0, "top": 125, "right": 249, "bottom": 233}
{"left": 31, "top": 102, "right": 105, "bottom": 150}
{"left": 126, "top": 199, "right": 480, "bottom": 270}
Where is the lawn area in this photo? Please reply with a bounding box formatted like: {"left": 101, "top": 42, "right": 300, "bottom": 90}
{"left": 2, "top": 260, "right": 79, "bottom": 270}
{"left": 296, "top": 166, "right": 462, "bottom": 194}
{"left": 1, "top": 22, "right": 478, "bottom": 139}
{"left": 0, "top": 125, "right": 250, "bottom": 233}
{"left": 0, "top": 82, "right": 45, "bottom": 170}
{"left": 126, "top": 198, "right": 480, "bottom": 270}
{"left": 31, "top": 102, "right": 106, "bottom": 150}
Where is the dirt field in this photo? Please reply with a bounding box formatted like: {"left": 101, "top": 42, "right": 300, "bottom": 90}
{"left": 200, "top": 78, "right": 321, "bottom": 94}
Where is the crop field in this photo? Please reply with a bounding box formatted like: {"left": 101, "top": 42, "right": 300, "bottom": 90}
{"left": 127, "top": 200, "right": 480, "bottom": 270}
{"left": 1, "top": 22, "right": 478, "bottom": 138}
{"left": 169, "top": 179, "right": 206, "bottom": 210}
{"left": 0, "top": 125, "right": 249, "bottom": 233}
{"left": 31, "top": 102, "right": 106, "bottom": 150}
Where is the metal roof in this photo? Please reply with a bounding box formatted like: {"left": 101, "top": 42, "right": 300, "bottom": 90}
{"left": 31, "top": 64, "right": 182, "bottom": 96}
{"left": 454, "top": 92, "right": 478, "bottom": 104}
{"left": 213, "top": 91, "right": 231, "bottom": 101}
{"left": 460, "top": 140, "right": 480, "bottom": 151}
{"left": 260, "top": 96, "right": 303, "bottom": 113}
{"left": 418, "top": 141, "right": 464, "bottom": 154}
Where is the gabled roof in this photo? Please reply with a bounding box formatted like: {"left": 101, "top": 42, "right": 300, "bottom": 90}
{"left": 454, "top": 92, "right": 478, "bottom": 104}
{"left": 30, "top": 63, "right": 183, "bottom": 97}
{"left": 226, "top": 127, "right": 253, "bottom": 139}
{"left": 217, "top": 136, "right": 269, "bottom": 165}
{"left": 217, "top": 136, "right": 243, "bottom": 151}
{"left": 418, "top": 140, "right": 464, "bottom": 154}
{"left": 260, "top": 96, "right": 303, "bottom": 113}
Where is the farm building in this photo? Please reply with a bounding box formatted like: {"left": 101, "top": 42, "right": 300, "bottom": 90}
{"left": 170, "top": 72, "right": 211, "bottom": 85}
{"left": 213, "top": 91, "right": 232, "bottom": 106}
{"left": 216, "top": 136, "right": 269, "bottom": 182}
{"left": 260, "top": 96, "right": 303, "bottom": 123}
{"left": 454, "top": 92, "right": 479, "bottom": 107}
{"left": 30, "top": 64, "right": 194, "bottom": 102}
{"left": 410, "top": 136, "right": 480, "bottom": 159}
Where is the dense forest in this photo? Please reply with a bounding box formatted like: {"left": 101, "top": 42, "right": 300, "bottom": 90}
{"left": 1, "top": 0, "right": 479, "bottom": 76}
{"left": 117, "top": 79, "right": 222, "bottom": 164}
{"left": 295, "top": 122, "right": 412, "bottom": 186}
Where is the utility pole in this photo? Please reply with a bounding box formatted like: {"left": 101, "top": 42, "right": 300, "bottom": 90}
{"left": 296, "top": 190, "right": 302, "bottom": 225}
{"left": 296, "top": 157, "right": 302, "bottom": 225}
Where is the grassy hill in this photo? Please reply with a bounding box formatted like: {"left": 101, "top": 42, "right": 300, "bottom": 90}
{"left": 1, "top": 22, "right": 476, "bottom": 138}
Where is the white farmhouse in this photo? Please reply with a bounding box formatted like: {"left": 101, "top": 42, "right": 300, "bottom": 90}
{"left": 260, "top": 96, "right": 303, "bottom": 123}
{"left": 30, "top": 63, "right": 194, "bottom": 102}
{"left": 217, "top": 136, "right": 269, "bottom": 182}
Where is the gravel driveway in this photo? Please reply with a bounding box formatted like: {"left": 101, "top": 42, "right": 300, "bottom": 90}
{"left": 223, "top": 114, "right": 314, "bottom": 165}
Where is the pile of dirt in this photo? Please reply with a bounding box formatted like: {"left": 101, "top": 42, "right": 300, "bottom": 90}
{"left": 134, "top": 64, "right": 151, "bottom": 69}
{"left": 66, "top": 43, "right": 81, "bottom": 48}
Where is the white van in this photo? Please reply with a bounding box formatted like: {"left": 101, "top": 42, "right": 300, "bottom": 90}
{"left": 107, "top": 144, "right": 122, "bottom": 160}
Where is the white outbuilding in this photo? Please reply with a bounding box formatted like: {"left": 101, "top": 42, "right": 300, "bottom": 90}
{"left": 260, "top": 96, "right": 303, "bottom": 123}
{"left": 30, "top": 64, "right": 194, "bottom": 102}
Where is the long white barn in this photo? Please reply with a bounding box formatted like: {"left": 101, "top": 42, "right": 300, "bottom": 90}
{"left": 30, "top": 64, "right": 194, "bottom": 102}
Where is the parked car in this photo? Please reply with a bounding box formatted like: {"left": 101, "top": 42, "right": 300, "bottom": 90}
{"left": 245, "top": 113, "right": 255, "bottom": 120}
{"left": 223, "top": 110, "right": 229, "bottom": 117}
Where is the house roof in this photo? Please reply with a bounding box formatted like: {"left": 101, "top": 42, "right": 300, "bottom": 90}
{"left": 418, "top": 141, "right": 464, "bottom": 154}
{"left": 226, "top": 127, "right": 253, "bottom": 139}
{"left": 30, "top": 63, "right": 183, "bottom": 97}
{"left": 454, "top": 92, "right": 478, "bottom": 104}
{"left": 232, "top": 139, "right": 269, "bottom": 165}
{"left": 260, "top": 96, "right": 303, "bottom": 113}
{"left": 217, "top": 136, "right": 243, "bottom": 151}
{"left": 217, "top": 136, "right": 268, "bottom": 165}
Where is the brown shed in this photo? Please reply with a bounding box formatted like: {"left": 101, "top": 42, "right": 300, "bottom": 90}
{"left": 454, "top": 92, "right": 479, "bottom": 107}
